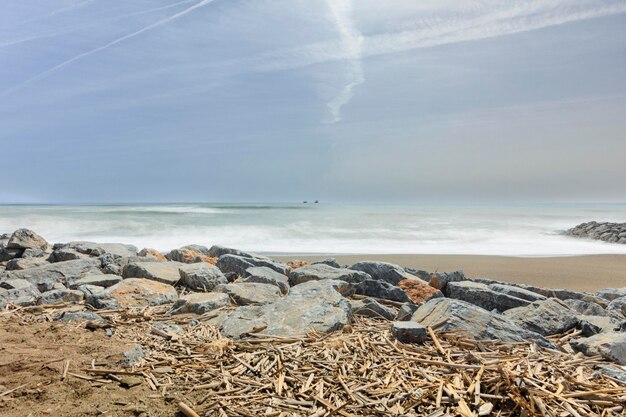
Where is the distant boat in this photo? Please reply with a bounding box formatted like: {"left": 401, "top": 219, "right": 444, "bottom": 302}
{"left": 314, "top": 200, "right": 319, "bottom": 204}
{"left": 303, "top": 201, "right": 308, "bottom": 204}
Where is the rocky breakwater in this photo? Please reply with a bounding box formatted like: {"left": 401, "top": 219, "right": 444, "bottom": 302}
{"left": 565, "top": 221, "right": 626, "bottom": 244}
{"left": 2, "top": 229, "right": 626, "bottom": 379}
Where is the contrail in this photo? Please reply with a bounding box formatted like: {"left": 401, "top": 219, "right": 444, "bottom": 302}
{"left": 2, "top": 0, "right": 215, "bottom": 96}
{"left": 325, "top": 0, "right": 364, "bottom": 123}
{"left": 0, "top": 0, "right": 197, "bottom": 48}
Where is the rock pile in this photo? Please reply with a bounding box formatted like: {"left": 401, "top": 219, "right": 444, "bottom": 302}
{"left": 565, "top": 221, "right": 626, "bottom": 244}
{"left": 2, "top": 229, "right": 626, "bottom": 370}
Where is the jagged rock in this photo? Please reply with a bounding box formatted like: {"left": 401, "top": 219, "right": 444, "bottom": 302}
{"left": 596, "top": 288, "right": 626, "bottom": 302}
{"left": 411, "top": 298, "right": 553, "bottom": 347}
{"left": 180, "top": 244, "right": 210, "bottom": 255}
{"left": 56, "top": 311, "right": 105, "bottom": 322}
{"left": 21, "top": 248, "right": 46, "bottom": 258}
{"left": 565, "top": 221, "right": 626, "bottom": 244}
{"left": 398, "top": 279, "right": 443, "bottom": 303}
{"left": 178, "top": 263, "right": 227, "bottom": 291}
{"left": 100, "top": 255, "right": 160, "bottom": 275}
{"left": 5, "top": 257, "right": 49, "bottom": 271}
{"left": 563, "top": 299, "right": 607, "bottom": 316}
{"left": 0, "top": 247, "right": 23, "bottom": 262}
{"left": 53, "top": 241, "right": 137, "bottom": 258}
{"left": 395, "top": 303, "right": 419, "bottom": 321}
{"left": 152, "top": 321, "right": 184, "bottom": 335}
{"left": 0, "top": 278, "right": 33, "bottom": 290}
{"left": 120, "top": 345, "right": 145, "bottom": 368}
{"left": 38, "top": 289, "right": 84, "bottom": 305}
{"left": 217, "top": 254, "right": 288, "bottom": 277}
{"left": 311, "top": 258, "right": 341, "bottom": 268}
{"left": 48, "top": 248, "right": 85, "bottom": 262}
{"left": 138, "top": 248, "right": 167, "bottom": 261}
{"left": 504, "top": 299, "right": 579, "bottom": 336}
{"left": 86, "top": 278, "right": 177, "bottom": 309}
{"left": 0, "top": 286, "right": 41, "bottom": 308}
{"left": 594, "top": 365, "right": 626, "bottom": 382}
{"left": 289, "top": 264, "right": 369, "bottom": 286}
{"left": 350, "top": 298, "right": 396, "bottom": 320}
{"left": 68, "top": 274, "right": 122, "bottom": 289}
{"left": 392, "top": 322, "right": 428, "bottom": 344}
{"left": 349, "top": 261, "right": 417, "bottom": 286}
{"left": 570, "top": 332, "right": 626, "bottom": 364}
{"left": 577, "top": 316, "right": 618, "bottom": 336}
{"left": 208, "top": 245, "right": 268, "bottom": 260}
{"left": 427, "top": 270, "right": 467, "bottom": 294}
{"left": 607, "top": 297, "right": 626, "bottom": 320}
{"left": 239, "top": 266, "right": 289, "bottom": 294}
{"left": 354, "top": 280, "right": 409, "bottom": 303}
{"left": 122, "top": 261, "right": 185, "bottom": 285}
{"left": 0, "top": 258, "right": 102, "bottom": 292}
{"left": 488, "top": 284, "right": 547, "bottom": 302}
{"left": 7, "top": 229, "right": 48, "bottom": 251}
{"left": 219, "top": 280, "right": 352, "bottom": 339}
{"left": 215, "top": 282, "right": 281, "bottom": 305}
{"left": 76, "top": 284, "right": 104, "bottom": 297}
{"left": 170, "top": 292, "right": 230, "bottom": 315}
{"left": 165, "top": 248, "right": 214, "bottom": 264}
{"left": 448, "top": 281, "right": 531, "bottom": 312}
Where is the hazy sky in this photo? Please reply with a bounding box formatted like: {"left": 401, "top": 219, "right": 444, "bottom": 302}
{"left": 1, "top": 0, "right": 625, "bottom": 203}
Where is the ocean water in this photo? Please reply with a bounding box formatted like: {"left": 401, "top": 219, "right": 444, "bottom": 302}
{"left": 1, "top": 203, "right": 626, "bottom": 256}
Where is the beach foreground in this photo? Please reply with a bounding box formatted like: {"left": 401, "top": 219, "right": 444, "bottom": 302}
{"left": 276, "top": 254, "right": 626, "bottom": 292}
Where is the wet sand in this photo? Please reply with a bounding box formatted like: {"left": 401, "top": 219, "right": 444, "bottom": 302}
{"left": 274, "top": 254, "right": 626, "bottom": 292}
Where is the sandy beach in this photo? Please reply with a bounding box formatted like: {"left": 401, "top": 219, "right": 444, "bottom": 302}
{"left": 275, "top": 254, "right": 626, "bottom": 292}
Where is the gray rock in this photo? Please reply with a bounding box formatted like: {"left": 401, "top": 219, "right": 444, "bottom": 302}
{"left": 563, "top": 299, "right": 607, "bottom": 316}
{"left": 86, "top": 278, "right": 177, "bottom": 309}
{"left": 607, "top": 297, "right": 626, "bottom": 321}
{"left": 217, "top": 254, "right": 288, "bottom": 277}
{"left": 577, "top": 316, "right": 618, "bottom": 336}
{"left": 38, "top": 289, "right": 84, "bottom": 305}
{"left": 594, "top": 365, "right": 626, "bottom": 383}
{"left": 395, "top": 303, "right": 419, "bottom": 321}
{"left": 349, "top": 261, "right": 416, "bottom": 286}
{"left": 178, "top": 263, "right": 227, "bottom": 291}
{"left": 392, "top": 322, "right": 428, "bottom": 344}
{"left": 427, "top": 270, "right": 467, "bottom": 294}
{"left": 0, "top": 258, "right": 102, "bottom": 292}
{"left": 48, "top": 248, "right": 85, "bottom": 262}
{"left": 53, "top": 241, "right": 137, "bottom": 258}
{"left": 411, "top": 298, "right": 554, "bottom": 347}
{"left": 67, "top": 274, "right": 122, "bottom": 289}
{"left": 565, "top": 221, "right": 626, "bottom": 244}
{"left": 448, "top": 281, "right": 531, "bottom": 312}
{"left": 122, "top": 261, "right": 184, "bottom": 285}
{"left": 596, "top": 287, "right": 626, "bottom": 302}
{"left": 120, "top": 345, "right": 145, "bottom": 368}
{"left": 488, "top": 284, "right": 547, "bottom": 302}
{"left": 181, "top": 244, "right": 210, "bottom": 255}
{"left": 0, "top": 247, "right": 24, "bottom": 262}
{"left": 165, "top": 247, "right": 212, "bottom": 263}
{"left": 0, "top": 286, "right": 41, "bottom": 307}
{"left": 354, "top": 280, "right": 409, "bottom": 303}
{"left": 215, "top": 282, "right": 281, "bottom": 305}
{"left": 153, "top": 321, "right": 185, "bottom": 335}
{"left": 570, "top": 332, "right": 626, "bottom": 364}
{"left": 0, "top": 278, "right": 34, "bottom": 290}
{"left": 5, "top": 257, "right": 49, "bottom": 271}
{"left": 240, "top": 266, "right": 289, "bottom": 294}
{"left": 289, "top": 264, "right": 369, "bottom": 286}
{"left": 21, "top": 248, "right": 46, "bottom": 258}
{"left": 350, "top": 298, "right": 396, "bottom": 320}
{"left": 76, "top": 284, "right": 105, "bottom": 297}
{"left": 170, "top": 292, "right": 230, "bottom": 315}
{"left": 504, "top": 299, "right": 579, "bottom": 336}
{"left": 7, "top": 229, "right": 48, "bottom": 251}
{"left": 219, "top": 280, "right": 352, "bottom": 339}
{"left": 137, "top": 248, "right": 166, "bottom": 260}
{"left": 56, "top": 311, "right": 105, "bottom": 322}
{"left": 208, "top": 245, "right": 268, "bottom": 260}
{"left": 311, "top": 258, "right": 341, "bottom": 268}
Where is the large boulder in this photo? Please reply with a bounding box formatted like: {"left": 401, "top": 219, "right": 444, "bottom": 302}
{"left": 570, "top": 332, "right": 626, "bottom": 365}
{"left": 0, "top": 247, "right": 23, "bottom": 262}
{"left": 349, "top": 261, "right": 416, "bottom": 286}
{"left": 427, "top": 270, "right": 467, "bottom": 294}
{"left": 7, "top": 229, "right": 48, "bottom": 251}
{"left": 0, "top": 258, "right": 102, "bottom": 292}
{"left": 86, "top": 278, "right": 177, "bottom": 309}
{"left": 208, "top": 245, "right": 268, "bottom": 260}
{"left": 447, "top": 281, "right": 531, "bottom": 312}
{"left": 217, "top": 254, "right": 288, "bottom": 277}
{"left": 289, "top": 264, "right": 369, "bottom": 286}
{"left": 6, "top": 258, "right": 49, "bottom": 271}
{"left": 239, "top": 266, "right": 289, "bottom": 294}
{"left": 38, "top": 289, "right": 84, "bottom": 305}
{"left": 52, "top": 241, "right": 137, "bottom": 258}
{"left": 606, "top": 297, "right": 626, "bottom": 321}
{"left": 311, "top": 258, "right": 341, "bottom": 268}
{"left": 354, "top": 280, "right": 409, "bottom": 303}
{"left": 178, "top": 263, "right": 227, "bottom": 291}
{"left": 165, "top": 248, "right": 215, "bottom": 264}
{"left": 597, "top": 288, "right": 626, "bottom": 302}
{"left": 67, "top": 274, "right": 122, "bottom": 289}
{"left": 0, "top": 286, "right": 41, "bottom": 308}
{"left": 504, "top": 299, "right": 579, "bottom": 336}
{"left": 411, "top": 298, "right": 553, "bottom": 347}
{"left": 391, "top": 322, "right": 428, "bottom": 344}
{"left": 219, "top": 280, "right": 352, "bottom": 339}
{"left": 563, "top": 299, "right": 607, "bottom": 316}
{"left": 488, "top": 284, "right": 547, "bottom": 302}
{"left": 137, "top": 248, "right": 167, "bottom": 261}
{"left": 170, "top": 292, "right": 230, "bottom": 315}
{"left": 350, "top": 298, "right": 396, "bottom": 320}
{"left": 122, "top": 261, "right": 185, "bottom": 285}
{"left": 215, "top": 282, "right": 281, "bottom": 305}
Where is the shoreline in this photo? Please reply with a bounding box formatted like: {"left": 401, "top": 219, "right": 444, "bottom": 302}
{"left": 275, "top": 253, "right": 626, "bottom": 291}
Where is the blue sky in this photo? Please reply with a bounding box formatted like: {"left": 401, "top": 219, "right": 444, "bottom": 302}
{"left": 1, "top": 0, "right": 625, "bottom": 203}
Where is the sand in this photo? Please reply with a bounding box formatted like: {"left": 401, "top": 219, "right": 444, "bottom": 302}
{"left": 274, "top": 254, "right": 626, "bottom": 291}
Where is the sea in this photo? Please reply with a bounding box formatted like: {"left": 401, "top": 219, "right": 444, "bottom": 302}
{"left": 1, "top": 203, "right": 626, "bottom": 256}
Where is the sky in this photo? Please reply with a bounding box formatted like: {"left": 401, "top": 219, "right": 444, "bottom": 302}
{"left": 1, "top": 0, "right": 625, "bottom": 204}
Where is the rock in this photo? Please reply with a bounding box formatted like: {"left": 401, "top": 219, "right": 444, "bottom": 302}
{"left": 349, "top": 261, "right": 416, "bottom": 286}
{"left": 208, "top": 245, "right": 268, "bottom": 260}
{"left": 577, "top": 316, "right": 618, "bottom": 336}
{"left": 0, "top": 258, "right": 102, "bottom": 292}
{"left": 395, "top": 303, "right": 419, "bottom": 321}
{"left": 100, "top": 255, "right": 160, "bottom": 275}
{"left": 398, "top": 279, "right": 443, "bottom": 303}
{"left": 391, "top": 322, "right": 428, "bottom": 344}
{"left": 48, "top": 248, "right": 85, "bottom": 262}
{"left": 181, "top": 244, "right": 210, "bottom": 255}
{"left": 289, "top": 264, "right": 369, "bottom": 286}
{"left": 67, "top": 274, "right": 122, "bottom": 289}
{"left": 165, "top": 248, "right": 215, "bottom": 264}
{"left": 354, "top": 280, "right": 409, "bottom": 303}
{"left": 311, "top": 258, "right": 341, "bottom": 268}
{"left": 448, "top": 281, "right": 531, "bottom": 312}
{"left": 76, "top": 284, "right": 105, "bottom": 297}
{"left": 411, "top": 298, "right": 553, "bottom": 347}
{"left": 488, "top": 284, "right": 547, "bottom": 302}
{"left": 0, "top": 247, "right": 23, "bottom": 262}
{"left": 594, "top": 365, "right": 626, "bottom": 383}
{"left": 38, "top": 289, "right": 84, "bottom": 305}
{"left": 0, "top": 278, "right": 33, "bottom": 290}
{"left": 607, "top": 297, "right": 626, "bottom": 320}
{"left": 217, "top": 254, "right": 288, "bottom": 277}
{"left": 86, "top": 278, "right": 177, "bottom": 309}
{"left": 570, "top": 332, "right": 626, "bottom": 364}
{"left": 350, "top": 298, "right": 396, "bottom": 320}
{"left": 152, "top": 321, "right": 184, "bottom": 336}
{"left": 120, "top": 345, "right": 145, "bottom": 368}
{"left": 178, "top": 263, "right": 227, "bottom": 291}
{"left": 170, "top": 292, "right": 230, "bottom": 314}
{"left": 21, "top": 248, "right": 46, "bottom": 258}
{"left": 0, "top": 286, "right": 41, "bottom": 308}
{"left": 219, "top": 280, "right": 352, "bottom": 339}
{"left": 7, "top": 229, "right": 48, "bottom": 251}
{"left": 239, "top": 266, "right": 289, "bottom": 294}
{"left": 596, "top": 287, "right": 626, "bottom": 302}
{"left": 56, "top": 311, "right": 105, "bottom": 322}
{"left": 5, "top": 257, "right": 48, "bottom": 271}
{"left": 563, "top": 299, "right": 607, "bottom": 316}
{"left": 122, "top": 261, "right": 184, "bottom": 285}
{"left": 565, "top": 221, "right": 626, "bottom": 244}
{"left": 53, "top": 241, "right": 137, "bottom": 258}
{"left": 504, "top": 299, "right": 579, "bottom": 336}
{"left": 138, "top": 248, "right": 167, "bottom": 261}
{"left": 215, "top": 282, "right": 281, "bottom": 305}
{"left": 427, "top": 270, "right": 467, "bottom": 294}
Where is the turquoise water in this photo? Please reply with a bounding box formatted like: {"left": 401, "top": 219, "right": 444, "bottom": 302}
{"left": 1, "top": 203, "right": 626, "bottom": 256}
